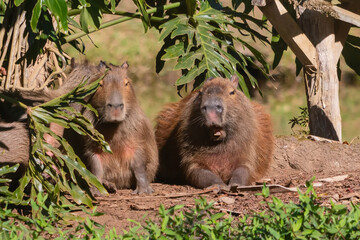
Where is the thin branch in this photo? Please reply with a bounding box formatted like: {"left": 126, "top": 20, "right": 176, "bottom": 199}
{"left": 5, "top": 6, "right": 22, "bottom": 90}
{"left": 0, "top": 26, "right": 13, "bottom": 88}
{"left": 96, "top": 187, "right": 216, "bottom": 202}
{"left": 27, "top": 53, "right": 49, "bottom": 90}
{"left": 0, "top": 4, "right": 10, "bottom": 50}
{"left": 63, "top": 2, "right": 181, "bottom": 44}
{"left": 13, "top": 10, "right": 26, "bottom": 90}
{"left": 21, "top": 31, "right": 28, "bottom": 87}
{"left": 68, "top": 8, "right": 164, "bottom": 21}
{"left": 0, "top": 13, "right": 16, "bottom": 89}
{"left": 0, "top": 92, "right": 28, "bottom": 109}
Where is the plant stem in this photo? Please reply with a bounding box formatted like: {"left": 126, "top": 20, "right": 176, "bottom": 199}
{"left": 0, "top": 93, "right": 28, "bottom": 109}
{"left": 63, "top": 2, "right": 181, "bottom": 44}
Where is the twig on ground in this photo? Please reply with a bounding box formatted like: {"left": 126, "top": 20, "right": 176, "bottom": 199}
{"left": 96, "top": 187, "right": 218, "bottom": 202}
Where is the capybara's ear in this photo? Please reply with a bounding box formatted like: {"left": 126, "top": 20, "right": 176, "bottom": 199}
{"left": 71, "top": 58, "right": 76, "bottom": 68}
{"left": 203, "top": 76, "right": 214, "bottom": 85}
{"left": 121, "top": 61, "right": 129, "bottom": 69}
{"left": 97, "top": 60, "right": 108, "bottom": 71}
{"left": 230, "top": 75, "right": 239, "bottom": 88}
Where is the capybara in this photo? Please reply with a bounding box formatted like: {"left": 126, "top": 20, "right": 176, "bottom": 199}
{"left": 0, "top": 60, "right": 159, "bottom": 195}
{"left": 155, "top": 76, "right": 274, "bottom": 188}
{"left": 61, "top": 61, "right": 158, "bottom": 194}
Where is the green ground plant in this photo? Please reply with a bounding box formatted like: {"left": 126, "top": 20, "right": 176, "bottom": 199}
{"left": 288, "top": 106, "right": 309, "bottom": 136}
{"left": 2, "top": 178, "right": 360, "bottom": 239}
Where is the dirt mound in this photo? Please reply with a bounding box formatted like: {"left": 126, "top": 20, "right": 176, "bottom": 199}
{"left": 271, "top": 135, "right": 360, "bottom": 176}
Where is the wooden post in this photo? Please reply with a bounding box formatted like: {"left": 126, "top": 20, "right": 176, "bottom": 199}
{"left": 298, "top": 7, "right": 342, "bottom": 142}
{"left": 253, "top": 0, "right": 359, "bottom": 142}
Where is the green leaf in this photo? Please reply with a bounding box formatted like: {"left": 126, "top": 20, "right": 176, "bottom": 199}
{"left": 343, "top": 41, "right": 360, "bottom": 75}
{"left": 110, "top": 0, "right": 116, "bottom": 13}
{"left": 44, "top": 0, "right": 68, "bottom": 32}
{"left": 0, "top": 164, "right": 19, "bottom": 175}
{"left": 176, "top": 62, "right": 207, "bottom": 86}
{"left": 292, "top": 217, "right": 303, "bottom": 232}
{"left": 211, "top": 212, "right": 225, "bottom": 221}
{"left": 79, "top": 6, "right": 102, "bottom": 33}
{"left": 14, "top": 0, "right": 24, "bottom": 7}
{"left": 171, "top": 24, "right": 193, "bottom": 39}
{"left": 79, "top": 8, "right": 89, "bottom": 33}
{"left": 133, "top": 0, "right": 150, "bottom": 32}
{"left": 186, "top": 0, "right": 197, "bottom": 17}
{"left": 159, "top": 16, "right": 188, "bottom": 41}
{"left": 271, "top": 30, "right": 287, "bottom": 69}
{"left": 30, "top": 0, "right": 43, "bottom": 32}
{"left": 262, "top": 183, "right": 270, "bottom": 198}
{"left": 161, "top": 42, "right": 185, "bottom": 60}
{"left": 174, "top": 51, "right": 203, "bottom": 70}
{"left": 295, "top": 57, "right": 302, "bottom": 76}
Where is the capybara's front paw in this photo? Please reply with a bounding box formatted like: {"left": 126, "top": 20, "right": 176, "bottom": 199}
{"left": 132, "top": 185, "right": 153, "bottom": 195}
{"left": 103, "top": 180, "right": 117, "bottom": 194}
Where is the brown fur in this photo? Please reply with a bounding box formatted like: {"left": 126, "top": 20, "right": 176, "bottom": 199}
{"left": 63, "top": 61, "right": 158, "bottom": 194}
{"left": 155, "top": 77, "right": 274, "bottom": 188}
{"left": 0, "top": 121, "right": 29, "bottom": 190}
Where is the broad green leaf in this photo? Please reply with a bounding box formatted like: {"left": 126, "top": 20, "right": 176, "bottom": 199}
{"left": 30, "top": 0, "right": 42, "bottom": 32}
{"left": 14, "top": 0, "right": 24, "bottom": 7}
{"left": 239, "top": 38, "right": 269, "bottom": 73}
{"left": 174, "top": 51, "right": 202, "bottom": 70}
{"left": 44, "top": 0, "right": 68, "bottom": 32}
{"left": 79, "top": 8, "right": 91, "bottom": 33}
{"left": 0, "top": 164, "right": 19, "bottom": 175}
{"left": 171, "top": 24, "right": 193, "bottom": 39}
{"left": 186, "top": 0, "right": 197, "bottom": 17}
{"left": 67, "top": 182, "right": 93, "bottom": 206}
{"left": 292, "top": 217, "right": 303, "bottom": 232}
{"left": 110, "top": 0, "right": 116, "bottom": 13}
{"left": 161, "top": 42, "right": 185, "bottom": 60}
{"left": 133, "top": 0, "right": 150, "bottom": 32}
{"left": 0, "top": 179, "right": 11, "bottom": 184}
{"left": 211, "top": 212, "right": 225, "bottom": 221}
{"left": 236, "top": 72, "right": 250, "bottom": 98}
{"left": 159, "top": 16, "right": 188, "bottom": 41}
{"left": 343, "top": 41, "right": 360, "bottom": 75}
{"left": 176, "top": 62, "right": 207, "bottom": 86}
{"left": 271, "top": 30, "right": 287, "bottom": 69}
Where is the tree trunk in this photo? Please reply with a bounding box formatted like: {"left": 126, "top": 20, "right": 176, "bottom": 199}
{"left": 298, "top": 7, "right": 342, "bottom": 142}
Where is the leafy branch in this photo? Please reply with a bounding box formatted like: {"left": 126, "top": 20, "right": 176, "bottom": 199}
{"left": 0, "top": 77, "right": 109, "bottom": 208}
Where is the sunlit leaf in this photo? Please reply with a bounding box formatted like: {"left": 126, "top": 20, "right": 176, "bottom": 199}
{"left": 30, "top": 0, "right": 42, "bottom": 32}
{"left": 14, "top": 0, "right": 24, "bottom": 7}
{"left": 161, "top": 42, "right": 185, "bottom": 60}
{"left": 44, "top": 0, "right": 68, "bottom": 32}
{"left": 133, "top": 0, "right": 150, "bottom": 32}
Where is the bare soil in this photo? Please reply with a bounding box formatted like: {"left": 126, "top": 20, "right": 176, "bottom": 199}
{"left": 75, "top": 136, "right": 360, "bottom": 233}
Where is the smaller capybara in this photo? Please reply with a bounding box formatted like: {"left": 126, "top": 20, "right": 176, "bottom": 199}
{"left": 155, "top": 76, "right": 274, "bottom": 188}
{"left": 61, "top": 60, "right": 158, "bottom": 194}
{"left": 0, "top": 60, "right": 158, "bottom": 194}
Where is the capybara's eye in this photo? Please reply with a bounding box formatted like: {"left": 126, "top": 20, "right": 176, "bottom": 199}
{"left": 230, "top": 90, "right": 235, "bottom": 95}
{"left": 125, "top": 81, "right": 129, "bottom": 86}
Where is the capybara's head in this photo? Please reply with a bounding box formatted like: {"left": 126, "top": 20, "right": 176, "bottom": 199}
{"left": 91, "top": 61, "right": 135, "bottom": 123}
{"left": 197, "top": 76, "right": 240, "bottom": 141}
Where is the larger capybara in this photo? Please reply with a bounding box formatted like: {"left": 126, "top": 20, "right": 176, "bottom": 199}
{"left": 61, "top": 61, "right": 159, "bottom": 194}
{"left": 155, "top": 76, "right": 274, "bottom": 188}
